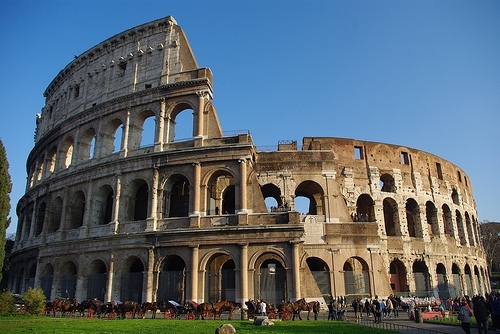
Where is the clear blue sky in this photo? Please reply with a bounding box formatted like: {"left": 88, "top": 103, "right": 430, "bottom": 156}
{"left": 1, "top": 0, "right": 499, "bottom": 236}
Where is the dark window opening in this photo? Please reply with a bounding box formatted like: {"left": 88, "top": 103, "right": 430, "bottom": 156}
{"left": 354, "top": 146, "right": 363, "bottom": 160}
{"left": 118, "top": 62, "right": 127, "bottom": 76}
{"left": 74, "top": 84, "right": 80, "bottom": 98}
{"left": 145, "top": 83, "right": 152, "bottom": 89}
{"left": 436, "top": 162, "right": 443, "bottom": 180}
{"left": 457, "top": 171, "right": 462, "bottom": 182}
{"left": 401, "top": 152, "right": 409, "bottom": 165}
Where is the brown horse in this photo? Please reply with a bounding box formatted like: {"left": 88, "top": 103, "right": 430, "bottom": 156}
{"left": 196, "top": 300, "right": 229, "bottom": 319}
{"left": 279, "top": 298, "right": 319, "bottom": 320}
{"left": 52, "top": 298, "right": 79, "bottom": 317}
{"left": 216, "top": 301, "right": 237, "bottom": 320}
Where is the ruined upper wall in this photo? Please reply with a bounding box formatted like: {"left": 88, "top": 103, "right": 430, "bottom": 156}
{"left": 35, "top": 16, "right": 207, "bottom": 142}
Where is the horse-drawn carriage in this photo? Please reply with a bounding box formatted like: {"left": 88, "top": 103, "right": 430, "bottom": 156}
{"left": 244, "top": 298, "right": 319, "bottom": 321}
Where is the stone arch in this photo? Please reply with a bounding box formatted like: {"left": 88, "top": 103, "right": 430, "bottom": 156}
{"left": 169, "top": 102, "right": 195, "bottom": 142}
{"left": 35, "top": 154, "right": 45, "bottom": 182}
{"left": 203, "top": 252, "right": 236, "bottom": 303}
{"left": 456, "top": 210, "right": 466, "bottom": 245}
{"left": 389, "top": 259, "right": 407, "bottom": 293}
{"left": 34, "top": 200, "right": 46, "bottom": 236}
{"left": 465, "top": 212, "right": 475, "bottom": 246}
{"left": 122, "top": 178, "right": 149, "bottom": 222}
{"left": 261, "top": 183, "right": 282, "bottom": 211}
{"left": 355, "top": 194, "right": 375, "bottom": 222}
{"left": 295, "top": 180, "right": 324, "bottom": 215}
{"left": 47, "top": 196, "right": 63, "bottom": 233}
{"left": 120, "top": 256, "right": 144, "bottom": 302}
{"left": 343, "top": 257, "right": 371, "bottom": 297}
{"left": 67, "top": 190, "right": 85, "bottom": 229}
{"left": 405, "top": 198, "right": 420, "bottom": 238}
{"left": 426, "top": 201, "right": 439, "bottom": 236}
{"left": 464, "top": 264, "right": 473, "bottom": 296}
{"left": 101, "top": 117, "right": 124, "bottom": 156}
{"left": 60, "top": 135, "right": 74, "bottom": 169}
{"left": 40, "top": 263, "right": 54, "bottom": 301}
{"left": 206, "top": 169, "right": 236, "bottom": 215}
{"left": 47, "top": 145, "right": 58, "bottom": 175}
{"left": 93, "top": 185, "right": 114, "bottom": 225}
{"left": 412, "top": 260, "right": 430, "bottom": 297}
{"left": 129, "top": 109, "right": 156, "bottom": 150}
{"left": 451, "top": 263, "right": 462, "bottom": 298}
{"left": 27, "top": 264, "right": 37, "bottom": 290}
{"left": 451, "top": 188, "right": 460, "bottom": 205}
{"left": 157, "top": 255, "right": 187, "bottom": 303}
{"left": 442, "top": 204, "right": 453, "bottom": 236}
{"left": 61, "top": 261, "right": 78, "bottom": 299}
{"left": 162, "top": 174, "right": 190, "bottom": 218}
{"left": 474, "top": 265, "right": 481, "bottom": 295}
{"left": 305, "top": 257, "right": 331, "bottom": 300}
{"left": 253, "top": 251, "right": 287, "bottom": 306}
{"left": 436, "top": 263, "right": 448, "bottom": 298}
{"left": 87, "top": 259, "right": 107, "bottom": 301}
{"left": 380, "top": 173, "right": 396, "bottom": 192}
{"left": 76, "top": 127, "right": 97, "bottom": 162}
{"left": 383, "top": 197, "right": 399, "bottom": 236}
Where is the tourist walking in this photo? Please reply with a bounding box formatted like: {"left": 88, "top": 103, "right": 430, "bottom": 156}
{"left": 458, "top": 299, "right": 473, "bottom": 334}
{"left": 472, "top": 296, "right": 490, "bottom": 334}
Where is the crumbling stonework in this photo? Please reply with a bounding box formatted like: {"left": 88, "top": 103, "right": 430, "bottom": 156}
{"left": 9, "top": 16, "right": 488, "bottom": 307}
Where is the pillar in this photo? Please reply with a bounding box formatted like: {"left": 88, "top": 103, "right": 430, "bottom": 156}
{"left": 145, "top": 247, "right": 155, "bottom": 302}
{"left": 189, "top": 245, "right": 199, "bottom": 303}
{"left": 238, "top": 159, "right": 247, "bottom": 213}
{"left": 106, "top": 252, "right": 115, "bottom": 302}
{"left": 291, "top": 241, "right": 301, "bottom": 300}
{"left": 191, "top": 163, "right": 201, "bottom": 215}
{"left": 155, "top": 98, "right": 166, "bottom": 151}
{"left": 111, "top": 174, "right": 121, "bottom": 234}
{"left": 239, "top": 243, "right": 249, "bottom": 303}
{"left": 146, "top": 167, "right": 159, "bottom": 231}
{"left": 120, "top": 108, "right": 130, "bottom": 158}
{"left": 195, "top": 91, "right": 208, "bottom": 137}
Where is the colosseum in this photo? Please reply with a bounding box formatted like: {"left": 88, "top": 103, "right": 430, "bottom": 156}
{"left": 8, "top": 16, "right": 489, "bottom": 307}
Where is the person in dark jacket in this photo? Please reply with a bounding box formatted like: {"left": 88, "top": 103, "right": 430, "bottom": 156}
{"left": 472, "top": 296, "right": 490, "bottom": 334}
{"left": 489, "top": 296, "right": 500, "bottom": 332}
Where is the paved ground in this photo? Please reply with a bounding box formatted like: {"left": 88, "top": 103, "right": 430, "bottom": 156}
{"left": 358, "top": 316, "right": 467, "bottom": 334}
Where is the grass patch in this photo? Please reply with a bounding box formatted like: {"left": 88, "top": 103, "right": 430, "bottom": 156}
{"left": 0, "top": 317, "right": 396, "bottom": 333}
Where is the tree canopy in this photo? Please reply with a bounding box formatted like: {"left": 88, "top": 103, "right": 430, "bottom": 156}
{"left": 0, "top": 139, "right": 12, "bottom": 284}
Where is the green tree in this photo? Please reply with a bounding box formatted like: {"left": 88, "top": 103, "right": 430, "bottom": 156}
{"left": 0, "top": 290, "right": 16, "bottom": 315}
{"left": 22, "top": 287, "right": 46, "bottom": 315}
{"left": 0, "top": 139, "right": 12, "bottom": 285}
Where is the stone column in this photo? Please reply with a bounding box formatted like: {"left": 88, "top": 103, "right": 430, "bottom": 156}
{"left": 111, "top": 174, "right": 121, "bottom": 234}
{"left": 238, "top": 159, "right": 247, "bottom": 213}
{"left": 195, "top": 91, "right": 208, "bottom": 137}
{"left": 189, "top": 245, "right": 199, "bottom": 303}
{"left": 155, "top": 98, "right": 166, "bottom": 151}
{"left": 192, "top": 163, "right": 201, "bottom": 215}
{"left": 239, "top": 243, "right": 249, "bottom": 303}
{"left": 291, "top": 241, "right": 301, "bottom": 300}
{"left": 146, "top": 167, "right": 159, "bottom": 231}
{"left": 121, "top": 108, "right": 130, "bottom": 158}
{"left": 145, "top": 247, "right": 155, "bottom": 302}
{"left": 106, "top": 252, "right": 115, "bottom": 302}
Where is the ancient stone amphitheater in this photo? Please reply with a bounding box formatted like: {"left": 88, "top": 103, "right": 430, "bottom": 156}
{"left": 8, "top": 16, "right": 489, "bottom": 307}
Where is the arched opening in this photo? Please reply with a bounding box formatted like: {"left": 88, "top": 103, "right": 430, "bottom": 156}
{"left": 261, "top": 183, "right": 282, "bottom": 212}
{"left": 77, "top": 128, "right": 97, "bottom": 162}
{"left": 26, "top": 265, "right": 36, "bottom": 290}
{"left": 354, "top": 194, "right": 375, "bottom": 222}
{"left": 451, "top": 264, "right": 462, "bottom": 298}
{"left": 120, "top": 257, "right": 144, "bottom": 302}
{"left": 343, "top": 257, "right": 371, "bottom": 298}
{"left": 47, "top": 196, "right": 63, "bottom": 233}
{"left": 61, "top": 261, "right": 77, "bottom": 299}
{"left": 35, "top": 201, "right": 46, "bottom": 236}
{"left": 412, "top": 261, "right": 430, "bottom": 297}
{"left": 426, "top": 201, "right": 439, "bottom": 236}
{"left": 442, "top": 204, "right": 453, "bottom": 236}
{"left": 380, "top": 173, "right": 396, "bottom": 192}
{"left": 206, "top": 171, "right": 235, "bottom": 215}
{"left": 40, "top": 264, "right": 54, "bottom": 301}
{"left": 94, "top": 185, "right": 114, "bottom": 225}
{"left": 162, "top": 175, "right": 190, "bottom": 218}
{"left": 306, "top": 257, "right": 331, "bottom": 301}
{"left": 383, "top": 198, "right": 399, "bottom": 236}
{"left": 205, "top": 254, "right": 236, "bottom": 303}
{"left": 295, "top": 180, "right": 324, "bottom": 216}
{"left": 101, "top": 118, "right": 123, "bottom": 156}
{"left": 157, "top": 255, "right": 186, "bottom": 303}
{"left": 405, "top": 198, "right": 420, "bottom": 238}
{"left": 62, "top": 137, "right": 74, "bottom": 169}
{"left": 465, "top": 212, "right": 475, "bottom": 246}
{"left": 451, "top": 189, "right": 460, "bottom": 205}
{"left": 134, "top": 182, "right": 149, "bottom": 221}
{"left": 140, "top": 116, "right": 156, "bottom": 147}
{"left": 464, "top": 264, "right": 473, "bottom": 296}
{"left": 456, "top": 210, "right": 466, "bottom": 245}
{"left": 68, "top": 191, "right": 85, "bottom": 229}
{"left": 87, "top": 260, "right": 107, "bottom": 301}
{"left": 254, "top": 255, "right": 286, "bottom": 307}
{"left": 172, "top": 109, "right": 194, "bottom": 141}
{"left": 436, "top": 263, "right": 448, "bottom": 298}
{"left": 389, "top": 259, "right": 407, "bottom": 293}
{"left": 47, "top": 146, "right": 57, "bottom": 175}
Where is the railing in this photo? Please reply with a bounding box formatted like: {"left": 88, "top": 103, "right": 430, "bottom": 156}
{"left": 356, "top": 317, "right": 455, "bottom": 334}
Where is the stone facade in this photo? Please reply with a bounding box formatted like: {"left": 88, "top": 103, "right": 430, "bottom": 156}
{"left": 8, "top": 16, "right": 488, "bottom": 307}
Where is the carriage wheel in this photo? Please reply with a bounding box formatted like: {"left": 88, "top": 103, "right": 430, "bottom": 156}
{"left": 268, "top": 312, "right": 275, "bottom": 319}
{"left": 108, "top": 311, "right": 116, "bottom": 319}
{"left": 282, "top": 311, "right": 292, "bottom": 321}
{"left": 186, "top": 311, "right": 195, "bottom": 320}
{"left": 87, "top": 309, "right": 95, "bottom": 318}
